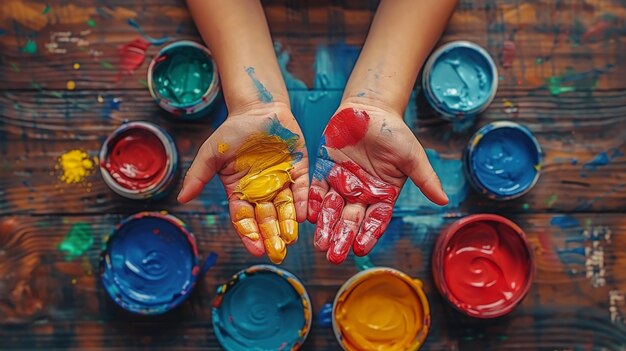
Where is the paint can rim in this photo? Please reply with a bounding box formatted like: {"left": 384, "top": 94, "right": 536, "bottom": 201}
{"left": 147, "top": 40, "right": 221, "bottom": 119}
{"left": 431, "top": 213, "right": 535, "bottom": 318}
{"left": 422, "top": 40, "right": 499, "bottom": 119}
{"left": 464, "top": 120, "right": 542, "bottom": 200}
{"left": 212, "top": 264, "right": 313, "bottom": 351}
{"left": 99, "top": 121, "right": 178, "bottom": 200}
{"left": 100, "top": 211, "right": 199, "bottom": 315}
{"left": 331, "top": 267, "right": 430, "bottom": 351}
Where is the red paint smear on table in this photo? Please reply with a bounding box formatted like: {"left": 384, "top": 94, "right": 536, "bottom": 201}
{"left": 116, "top": 38, "right": 151, "bottom": 81}
{"left": 327, "top": 161, "right": 398, "bottom": 205}
{"left": 323, "top": 108, "right": 370, "bottom": 149}
{"left": 500, "top": 40, "right": 516, "bottom": 69}
{"left": 103, "top": 128, "right": 167, "bottom": 190}
{"left": 443, "top": 221, "right": 531, "bottom": 317}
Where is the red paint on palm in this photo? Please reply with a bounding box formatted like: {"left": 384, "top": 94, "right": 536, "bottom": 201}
{"left": 314, "top": 193, "right": 344, "bottom": 251}
{"left": 323, "top": 108, "right": 370, "bottom": 149}
{"left": 307, "top": 187, "right": 324, "bottom": 223}
{"left": 327, "top": 161, "right": 398, "bottom": 205}
{"left": 353, "top": 203, "right": 393, "bottom": 256}
{"left": 443, "top": 221, "right": 531, "bottom": 316}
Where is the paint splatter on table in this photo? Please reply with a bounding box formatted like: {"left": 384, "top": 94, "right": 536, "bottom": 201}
{"left": 0, "top": 0, "right": 625, "bottom": 350}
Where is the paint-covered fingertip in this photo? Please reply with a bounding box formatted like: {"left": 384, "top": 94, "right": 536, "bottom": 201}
{"left": 326, "top": 251, "right": 348, "bottom": 265}
{"left": 352, "top": 241, "right": 376, "bottom": 257}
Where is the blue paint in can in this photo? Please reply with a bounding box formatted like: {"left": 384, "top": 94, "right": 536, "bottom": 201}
{"left": 466, "top": 121, "right": 542, "bottom": 200}
{"left": 422, "top": 41, "right": 498, "bottom": 119}
{"left": 100, "top": 212, "right": 199, "bottom": 315}
{"left": 212, "top": 265, "right": 312, "bottom": 351}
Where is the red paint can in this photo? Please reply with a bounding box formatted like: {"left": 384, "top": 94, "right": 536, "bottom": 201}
{"left": 432, "top": 214, "right": 534, "bottom": 318}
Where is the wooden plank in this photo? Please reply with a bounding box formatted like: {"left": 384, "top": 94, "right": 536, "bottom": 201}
{"left": 0, "top": 213, "right": 625, "bottom": 349}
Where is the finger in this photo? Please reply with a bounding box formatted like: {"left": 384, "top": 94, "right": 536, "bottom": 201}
{"left": 229, "top": 199, "right": 264, "bottom": 257}
{"left": 178, "top": 140, "right": 219, "bottom": 203}
{"left": 353, "top": 203, "right": 394, "bottom": 256}
{"left": 327, "top": 203, "right": 366, "bottom": 265}
{"left": 255, "top": 202, "right": 287, "bottom": 264}
{"left": 308, "top": 158, "right": 334, "bottom": 223}
{"left": 402, "top": 141, "right": 449, "bottom": 206}
{"left": 314, "top": 190, "right": 344, "bottom": 251}
{"left": 273, "top": 188, "right": 298, "bottom": 244}
{"left": 291, "top": 165, "right": 309, "bottom": 223}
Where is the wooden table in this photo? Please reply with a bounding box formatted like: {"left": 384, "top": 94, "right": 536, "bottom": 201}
{"left": 1, "top": 0, "right": 625, "bottom": 349}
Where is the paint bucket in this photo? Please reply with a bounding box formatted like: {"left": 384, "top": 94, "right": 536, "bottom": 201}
{"left": 212, "top": 265, "right": 312, "bottom": 351}
{"left": 422, "top": 41, "right": 498, "bottom": 120}
{"left": 100, "top": 211, "right": 199, "bottom": 315}
{"left": 147, "top": 40, "right": 221, "bottom": 120}
{"left": 464, "top": 121, "right": 542, "bottom": 200}
{"left": 100, "top": 121, "right": 178, "bottom": 200}
{"left": 332, "top": 267, "right": 430, "bottom": 351}
{"left": 432, "top": 214, "right": 534, "bottom": 318}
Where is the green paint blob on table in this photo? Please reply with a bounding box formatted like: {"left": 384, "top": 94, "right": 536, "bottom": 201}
{"left": 59, "top": 222, "right": 94, "bottom": 260}
{"left": 546, "top": 194, "right": 558, "bottom": 207}
{"left": 153, "top": 46, "right": 213, "bottom": 107}
{"left": 547, "top": 68, "right": 600, "bottom": 96}
{"left": 87, "top": 19, "right": 96, "bottom": 28}
{"left": 22, "top": 40, "right": 37, "bottom": 55}
{"left": 205, "top": 215, "right": 216, "bottom": 226}
{"left": 42, "top": 4, "right": 51, "bottom": 14}
{"left": 99, "top": 61, "right": 114, "bottom": 69}
{"left": 522, "top": 203, "right": 530, "bottom": 211}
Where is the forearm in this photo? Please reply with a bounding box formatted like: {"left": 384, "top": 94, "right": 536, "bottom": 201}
{"left": 186, "top": 0, "right": 289, "bottom": 111}
{"left": 343, "top": 0, "right": 457, "bottom": 115}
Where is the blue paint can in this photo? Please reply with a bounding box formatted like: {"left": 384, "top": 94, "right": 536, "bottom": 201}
{"left": 422, "top": 41, "right": 498, "bottom": 120}
{"left": 212, "top": 265, "right": 312, "bottom": 351}
{"left": 147, "top": 40, "right": 221, "bottom": 120}
{"left": 100, "top": 212, "right": 199, "bottom": 315}
{"left": 464, "top": 121, "right": 542, "bottom": 200}
{"left": 99, "top": 121, "right": 178, "bottom": 200}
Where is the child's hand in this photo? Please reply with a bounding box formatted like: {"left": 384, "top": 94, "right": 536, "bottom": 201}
{"left": 178, "top": 102, "right": 308, "bottom": 264}
{"left": 308, "top": 101, "right": 448, "bottom": 264}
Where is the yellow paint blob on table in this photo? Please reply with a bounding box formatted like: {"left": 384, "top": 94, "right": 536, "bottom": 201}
{"left": 56, "top": 149, "right": 96, "bottom": 184}
{"left": 217, "top": 142, "right": 229, "bottom": 154}
{"left": 334, "top": 271, "right": 430, "bottom": 351}
{"left": 234, "top": 134, "right": 294, "bottom": 203}
{"left": 66, "top": 80, "right": 76, "bottom": 90}
{"left": 73, "top": 63, "right": 80, "bottom": 70}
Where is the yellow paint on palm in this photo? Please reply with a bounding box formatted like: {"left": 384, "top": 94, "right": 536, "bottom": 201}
{"left": 334, "top": 270, "right": 430, "bottom": 351}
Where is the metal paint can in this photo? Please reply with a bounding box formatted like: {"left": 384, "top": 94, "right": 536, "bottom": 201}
{"left": 464, "top": 121, "right": 542, "bottom": 200}
{"left": 100, "top": 121, "right": 178, "bottom": 200}
{"left": 332, "top": 267, "right": 430, "bottom": 351}
{"left": 212, "top": 265, "right": 312, "bottom": 351}
{"left": 432, "top": 214, "right": 534, "bottom": 318}
{"left": 100, "top": 211, "right": 199, "bottom": 315}
{"left": 147, "top": 40, "right": 221, "bottom": 120}
{"left": 422, "top": 40, "right": 498, "bottom": 120}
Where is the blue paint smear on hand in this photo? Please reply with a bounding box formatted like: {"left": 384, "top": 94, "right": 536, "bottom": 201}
{"left": 550, "top": 215, "right": 580, "bottom": 229}
{"left": 267, "top": 116, "right": 299, "bottom": 141}
{"left": 127, "top": 18, "right": 171, "bottom": 45}
{"left": 245, "top": 66, "right": 274, "bottom": 103}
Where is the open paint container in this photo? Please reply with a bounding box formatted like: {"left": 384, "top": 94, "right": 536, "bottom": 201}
{"left": 100, "top": 121, "right": 178, "bottom": 200}
{"left": 212, "top": 265, "right": 312, "bottom": 351}
{"left": 465, "top": 121, "right": 542, "bottom": 200}
{"left": 332, "top": 267, "right": 430, "bottom": 351}
{"left": 100, "top": 212, "right": 199, "bottom": 315}
{"left": 147, "top": 40, "right": 221, "bottom": 120}
{"left": 422, "top": 40, "right": 498, "bottom": 120}
{"left": 432, "top": 214, "right": 534, "bottom": 318}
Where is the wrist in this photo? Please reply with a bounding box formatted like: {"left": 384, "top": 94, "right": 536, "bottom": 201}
{"left": 340, "top": 94, "right": 402, "bottom": 119}
{"left": 227, "top": 95, "right": 291, "bottom": 118}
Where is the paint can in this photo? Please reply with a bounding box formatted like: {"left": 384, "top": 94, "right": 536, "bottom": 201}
{"left": 432, "top": 214, "right": 534, "bottom": 318}
{"left": 147, "top": 40, "right": 221, "bottom": 120}
{"left": 100, "top": 211, "right": 199, "bottom": 315}
{"left": 212, "top": 265, "right": 312, "bottom": 351}
{"left": 422, "top": 41, "right": 498, "bottom": 120}
{"left": 464, "top": 121, "right": 542, "bottom": 200}
{"left": 100, "top": 121, "right": 178, "bottom": 200}
{"left": 332, "top": 267, "right": 430, "bottom": 351}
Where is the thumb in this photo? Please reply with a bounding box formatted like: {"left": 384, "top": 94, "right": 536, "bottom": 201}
{"left": 177, "top": 138, "right": 220, "bottom": 203}
{"left": 401, "top": 140, "right": 449, "bottom": 206}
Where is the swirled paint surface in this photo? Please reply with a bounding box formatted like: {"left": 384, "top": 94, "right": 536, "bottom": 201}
{"left": 152, "top": 45, "right": 213, "bottom": 107}
{"left": 103, "top": 128, "right": 167, "bottom": 191}
{"left": 428, "top": 45, "right": 494, "bottom": 113}
{"left": 334, "top": 271, "right": 429, "bottom": 351}
{"left": 101, "top": 213, "right": 198, "bottom": 314}
{"left": 213, "top": 269, "right": 310, "bottom": 351}
{"left": 470, "top": 126, "right": 540, "bottom": 197}
{"left": 443, "top": 220, "right": 531, "bottom": 317}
